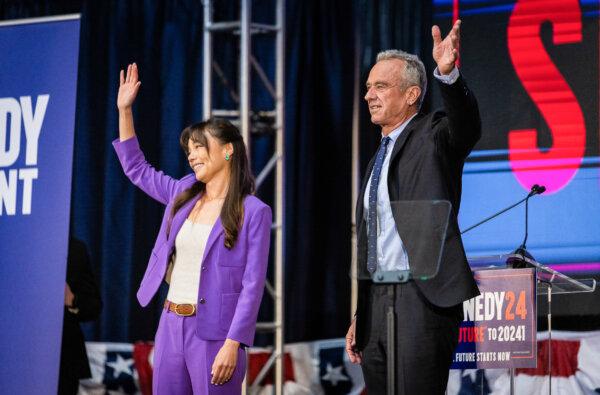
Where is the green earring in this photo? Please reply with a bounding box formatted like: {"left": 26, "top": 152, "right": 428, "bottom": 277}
{"left": 225, "top": 153, "right": 230, "bottom": 161}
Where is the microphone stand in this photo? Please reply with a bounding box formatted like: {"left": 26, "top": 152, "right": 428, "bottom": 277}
{"left": 461, "top": 184, "right": 545, "bottom": 267}
{"left": 461, "top": 195, "right": 530, "bottom": 235}
{"left": 509, "top": 184, "right": 545, "bottom": 267}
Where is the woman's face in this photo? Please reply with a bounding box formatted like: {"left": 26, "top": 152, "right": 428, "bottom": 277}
{"left": 187, "top": 132, "right": 232, "bottom": 183}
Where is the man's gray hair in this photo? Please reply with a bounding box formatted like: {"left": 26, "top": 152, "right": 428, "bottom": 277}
{"left": 376, "top": 49, "right": 427, "bottom": 108}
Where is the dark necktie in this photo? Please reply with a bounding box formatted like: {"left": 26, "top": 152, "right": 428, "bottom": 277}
{"left": 367, "top": 136, "right": 392, "bottom": 274}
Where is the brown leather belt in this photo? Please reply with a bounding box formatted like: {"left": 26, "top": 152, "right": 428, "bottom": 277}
{"left": 164, "top": 300, "right": 196, "bottom": 317}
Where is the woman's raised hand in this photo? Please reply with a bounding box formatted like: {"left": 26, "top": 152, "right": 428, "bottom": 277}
{"left": 117, "top": 63, "right": 141, "bottom": 110}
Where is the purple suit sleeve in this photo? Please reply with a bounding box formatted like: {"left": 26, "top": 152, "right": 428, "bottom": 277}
{"left": 227, "top": 205, "right": 272, "bottom": 346}
{"left": 112, "top": 136, "right": 178, "bottom": 205}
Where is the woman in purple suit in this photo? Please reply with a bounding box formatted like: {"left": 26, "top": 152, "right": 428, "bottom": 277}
{"left": 114, "top": 63, "right": 272, "bottom": 394}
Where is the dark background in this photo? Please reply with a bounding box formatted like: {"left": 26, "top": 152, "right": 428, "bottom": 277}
{"left": 2, "top": 0, "right": 597, "bottom": 343}
{"left": 1, "top": 0, "right": 365, "bottom": 343}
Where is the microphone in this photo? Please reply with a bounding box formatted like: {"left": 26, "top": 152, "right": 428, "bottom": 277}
{"left": 528, "top": 184, "right": 546, "bottom": 196}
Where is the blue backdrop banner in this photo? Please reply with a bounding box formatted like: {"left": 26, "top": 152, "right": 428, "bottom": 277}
{"left": 0, "top": 15, "right": 80, "bottom": 394}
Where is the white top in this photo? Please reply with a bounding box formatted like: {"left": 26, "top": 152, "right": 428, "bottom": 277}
{"left": 166, "top": 220, "right": 212, "bottom": 304}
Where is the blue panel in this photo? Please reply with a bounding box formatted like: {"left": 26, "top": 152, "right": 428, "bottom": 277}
{"left": 460, "top": 156, "right": 600, "bottom": 269}
{"left": 0, "top": 17, "right": 80, "bottom": 395}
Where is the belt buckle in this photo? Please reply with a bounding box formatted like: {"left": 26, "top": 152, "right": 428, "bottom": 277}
{"left": 174, "top": 303, "right": 195, "bottom": 317}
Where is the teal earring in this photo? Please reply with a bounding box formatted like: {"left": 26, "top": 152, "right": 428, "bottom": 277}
{"left": 225, "top": 153, "right": 230, "bottom": 161}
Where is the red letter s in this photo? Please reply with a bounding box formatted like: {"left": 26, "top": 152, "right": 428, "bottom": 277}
{"left": 507, "top": 0, "right": 585, "bottom": 194}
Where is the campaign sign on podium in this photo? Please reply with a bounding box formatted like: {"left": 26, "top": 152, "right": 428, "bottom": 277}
{"left": 451, "top": 268, "right": 537, "bottom": 369}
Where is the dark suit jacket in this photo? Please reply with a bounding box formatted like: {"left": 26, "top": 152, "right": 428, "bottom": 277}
{"left": 59, "top": 238, "right": 102, "bottom": 381}
{"left": 355, "top": 75, "right": 481, "bottom": 349}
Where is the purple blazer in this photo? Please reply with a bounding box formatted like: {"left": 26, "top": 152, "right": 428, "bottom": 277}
{"left": 113, "top": 136, "right": 272, "bottom": 347}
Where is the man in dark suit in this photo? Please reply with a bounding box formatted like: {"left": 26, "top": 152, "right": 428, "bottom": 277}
{"left": 58, "top": 238, "right": 102, "bottom": 395}
{"left": 345, "top": 20, "right": 481, "bottom": 394}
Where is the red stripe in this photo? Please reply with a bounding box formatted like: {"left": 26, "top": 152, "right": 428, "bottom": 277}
{"left": 453, "top": 0, "right": 459, "bottom": 22}
{"left": 133, "top": 341, "right": 154, "bottom": 395}
{"left": 516, "top": 339, "right": 580, "bottom": 377}
{"left": 453, "top": 0, "right": 461, "bottom": 67}
{"left": 248, "top": 351, "right": 296, "bottom": 385}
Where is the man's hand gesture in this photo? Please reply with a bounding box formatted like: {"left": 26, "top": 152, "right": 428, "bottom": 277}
{"left": 432, "top": 20, "right": 461, "bottom": 75}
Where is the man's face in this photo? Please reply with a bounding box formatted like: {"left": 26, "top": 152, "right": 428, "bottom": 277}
{"left": 364, "top": 59, "right": 413, "bottom": 130}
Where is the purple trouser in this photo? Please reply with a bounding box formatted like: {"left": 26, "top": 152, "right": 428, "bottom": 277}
{"left": 153, "top": 309, "right": 246, "bottom": 394}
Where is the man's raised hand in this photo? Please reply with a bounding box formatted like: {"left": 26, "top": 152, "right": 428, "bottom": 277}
{"left": 432, "top": 20, "right": 461, "bottom": 75}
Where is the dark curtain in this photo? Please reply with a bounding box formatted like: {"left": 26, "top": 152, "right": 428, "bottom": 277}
{"left": 357, "top": 0, "right": 434, "bottom": 173}
{"left": 72, "top": 0, "right": 210, "bottom": 342}
{"left": 1, "top": 0, "right": 358, "bottom": 343}
{"left": 283, "top": 0, "right": 355, "bottom": 342}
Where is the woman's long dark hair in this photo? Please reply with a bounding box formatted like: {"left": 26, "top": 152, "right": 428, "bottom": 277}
{"left": 169, "top": 118, "right": 255, "bottom": 249}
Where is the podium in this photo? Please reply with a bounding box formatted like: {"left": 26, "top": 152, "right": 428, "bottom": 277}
{"left": 465, "top": 254, "right": 596, "bottom": 395}
{"left": 356, "top": 200, "right": 450, "bottom": 395}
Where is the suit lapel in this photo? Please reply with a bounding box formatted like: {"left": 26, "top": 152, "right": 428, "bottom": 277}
{"left": 169, "top": 195, "right": 201, "bottom": 241}
{"left": 169, "top": 193, "right": 225, "bottom": 261}
{"left": 356, "top": 154, "right": 376, "bottom": 275}
{"left": 357, "top": 114, "right": 423, "bottom": 225}
{"left": 202, "top": 215, "right": 224, "bottom": 261}
{"left": 388, "top": 113, "right": 423, "bottom": 165}
{"left": 357, "top": 155, "right": 377, "bottom": 223}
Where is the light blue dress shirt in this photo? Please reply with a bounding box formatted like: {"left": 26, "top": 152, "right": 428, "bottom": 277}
{"left": 363, "top": 116, "right": 415, "bottom": 272}
{"left": 363, "top": 67, "right": 459, "bottom": 272}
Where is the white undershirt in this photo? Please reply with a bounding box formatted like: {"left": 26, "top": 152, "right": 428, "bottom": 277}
{"left": 166, "top": 220, "right": 211, "bottom": 304}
